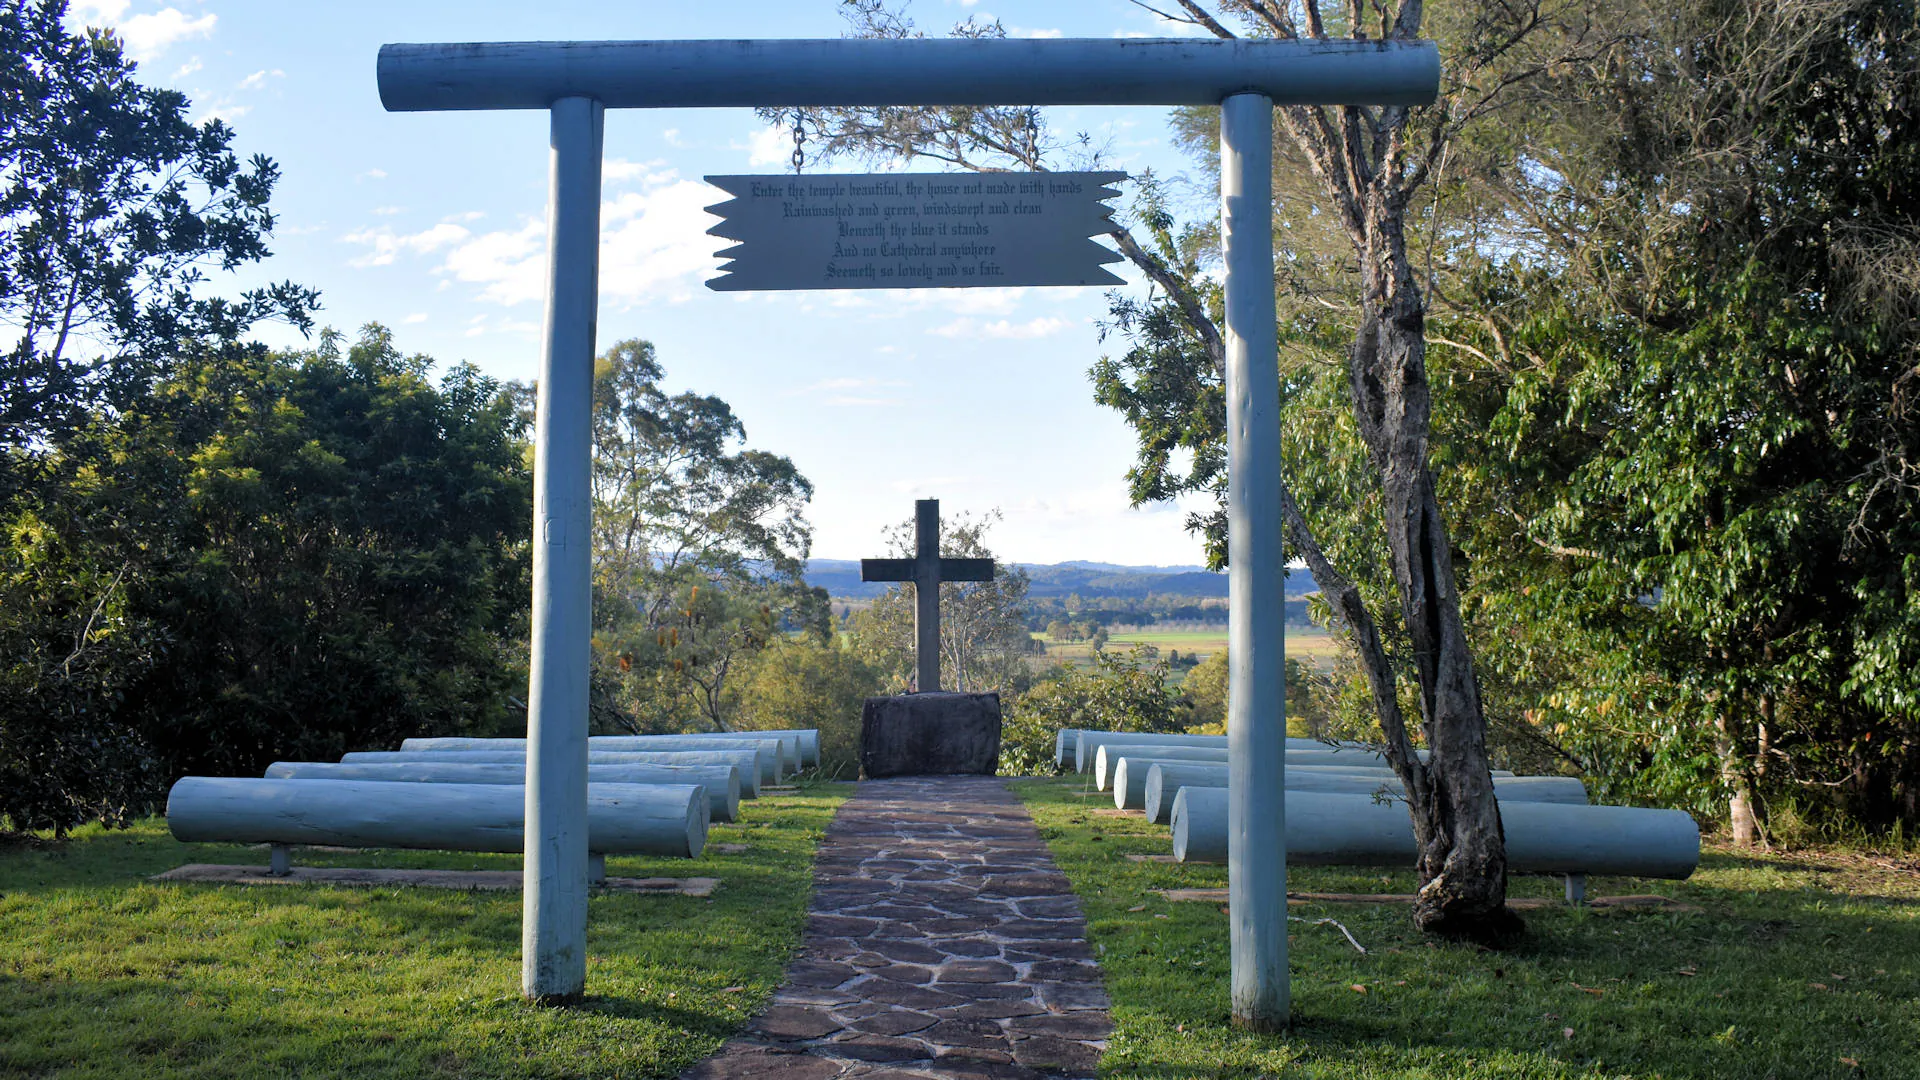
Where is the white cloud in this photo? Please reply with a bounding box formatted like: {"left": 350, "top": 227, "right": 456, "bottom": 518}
{"left": 342, "top": 222, "right": 472, "bottom": 268}
{"left": 463, "top": 315, "right": 539, "bottom": 340}
{"left": 662, "top": 128, "right": 688, "bottom": 148}
{"left": 929, "top": 316, "right": 1071, "bottom": 339}
{"left": 371, "top": 205, "right": 405, "bottom": 216}
{"left": 598, "top": 176, "right": 724, "bottom": 304}
{"left": 826, "top": 396, "right": 905, "bottom": 407}
{"left": 1010, "top": 26, "right": 1063, "bottom": 38}
{"left": 442, "top": 211, "right": 485, "bottom": 224}
{"left": 438, "top": 171, "right": 720, "bottom": 308}
{"left": 402, "top": 312, "right": 429, "bottom": 325}
{"left": 360, "top": 169, "right": 387, "bottom": 181}
{"left": 195, "top": 102, "right": 248, "bottom": 124}
{"left": 237, "top": 69, "right": 282, "bottom": 91}
{"left": 121, "top": 8, "right": 216, "bottom": 59}
{"left": 70, "top": 3, "right": 219, "bottom": 62}
{"left": 739, "top": 125, "right": 791, "bottom": 168}
{"left": 437, "top": 219, "right": 544, "bottom": 303}
{"left": 602, "top": 158, "right": 678, "bottom": 188}
{"left": 172, "top": 56, "right": 201, "bottom": 79}
{"left": 68, "top": 0, "right": 129, "bottom": 20}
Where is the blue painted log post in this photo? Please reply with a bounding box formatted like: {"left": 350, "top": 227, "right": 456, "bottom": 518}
{"left": 1090, "top": 743, "right": 1451, "bottom": 791}
{"left": 402, "top": 733, "right": 802, "bottom": 773}
{"left": 1094, "top": 745, "right": 1506, "bottom": 792}
{"left": 400, "top": 735, "right": 795, "bottom": 780}
{"left": 523, "top": 93, "right": 603, "bottom": 1003}
{"left": 1074, "top": 730, "right": 1380, "bottom": 774}
{"left": 377, "top": 39, "right": 1440, "bottom": 112}
{"left": 1221, "top": 90, "right": 1287, "bottom": 1031}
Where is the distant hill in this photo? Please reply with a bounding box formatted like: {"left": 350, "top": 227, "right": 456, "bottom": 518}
{"left": 807, "top": 559, "right": 1316, "bottom": 601}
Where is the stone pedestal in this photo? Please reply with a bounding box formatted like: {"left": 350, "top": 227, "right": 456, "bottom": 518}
{"left": 860, "top": 692, "right": 1001, "bottom": 778}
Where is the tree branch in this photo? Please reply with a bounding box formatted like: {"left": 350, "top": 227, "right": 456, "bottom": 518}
{"left": 1107, "top": 226, "right": 1227, "bottom": 377}
{"left": 1277, "top": 480, "right": 1429, "bottom": 803}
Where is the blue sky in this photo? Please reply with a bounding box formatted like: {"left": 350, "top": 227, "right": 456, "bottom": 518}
{"left": 68, "top": 0, "right": 1230, "bottom": 567}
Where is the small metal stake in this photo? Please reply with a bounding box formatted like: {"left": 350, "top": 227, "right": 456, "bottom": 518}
{"left": 1564, "top": 874, "right": 1587, "bottom": 905}
{"left": 268, "top": 844, "right": 291, "bottom": 877}
{"left": 588, "top": 853, "right": 606, "bottom": 886}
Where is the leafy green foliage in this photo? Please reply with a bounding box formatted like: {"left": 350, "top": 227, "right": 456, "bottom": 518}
{"left": 0, "top": 0, "right": 315, "bottom": 470}
{"left": 1002, "top": 649, "right": 1187, "bottom": 775}
{"left": 730, "top": 638, "right": 879, "bottom": 779}
{"left": 0, "top": 327, "right": 532, "bottom": 831}
{"left": 1447, "top": 0, "right": 1920, "bottom": 833}
{"left": 1181, "top": 650, "right": 1332, "bottom": 739}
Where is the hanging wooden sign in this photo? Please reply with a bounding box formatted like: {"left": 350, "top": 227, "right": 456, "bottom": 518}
{"left": 703, "top": 171, "right": 1125, "bottom": 291}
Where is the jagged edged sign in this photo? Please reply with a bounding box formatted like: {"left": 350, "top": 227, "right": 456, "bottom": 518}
{"left": 704, "top": 172, "right": 1126, "bottom": 291}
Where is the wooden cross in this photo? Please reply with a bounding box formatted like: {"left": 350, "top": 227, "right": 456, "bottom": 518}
{"left": 861, "top": 499, "right": 994, "bottom": 692}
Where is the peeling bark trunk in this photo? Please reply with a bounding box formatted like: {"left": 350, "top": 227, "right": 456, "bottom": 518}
{"left": 1347, "top": 209, "right": 1517, "bottom": 942}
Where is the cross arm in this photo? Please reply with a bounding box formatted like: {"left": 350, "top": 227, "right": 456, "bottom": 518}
{"left": 377, "top": 38, "right": 1441, "bottom": 112}
{"left": 861, "top": 559, "right": 917, "bottom": 583}
{"left": 938, "top": 558, "right": 996, "bottom": 582}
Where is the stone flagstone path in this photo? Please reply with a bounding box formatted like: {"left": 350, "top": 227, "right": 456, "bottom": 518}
{"left": 682, "top": 776, "right": 1112, "bottom": 1080}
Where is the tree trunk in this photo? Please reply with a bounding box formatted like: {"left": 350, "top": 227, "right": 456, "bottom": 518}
{"left": 1353, "top": 212, "right": 1518, "bottom": 942}
{"left": 1716, "top": 708, "right": 1763, "bottom": 847}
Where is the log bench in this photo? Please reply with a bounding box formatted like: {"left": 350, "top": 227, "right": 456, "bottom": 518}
{"left": 166, "top": 777, "right": 709, "bottom": 879}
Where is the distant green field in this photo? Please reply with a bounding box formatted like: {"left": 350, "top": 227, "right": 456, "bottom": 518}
{"left": 1036, "top": 624, "right": 1340, "bottom": 673}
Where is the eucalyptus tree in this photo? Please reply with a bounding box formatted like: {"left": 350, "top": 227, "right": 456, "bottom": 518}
{"left": 774, "top": 0, "right": 1597, "bottom": 939}
{"left": 584, "top": 338, "right": 821, "bottom": 732}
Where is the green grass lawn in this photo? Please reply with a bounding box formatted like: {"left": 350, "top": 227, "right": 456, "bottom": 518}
{"left": 0, "top": 782, "right": 848, "bottom": 1080}
{"left": 1011, "top": 776, "right": 1920, "bottom": 1080}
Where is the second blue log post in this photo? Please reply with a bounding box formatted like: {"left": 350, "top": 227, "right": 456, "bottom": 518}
{"left": 523, "top": 94, "right": 603, "bottom": 1002}
{"left": 1221, "top": 89, "right": 1288, "bottom": 1030}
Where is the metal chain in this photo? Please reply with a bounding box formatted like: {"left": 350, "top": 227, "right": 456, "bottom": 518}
{"left": 791, "top": 113, "right": 807, "bottom": 173}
